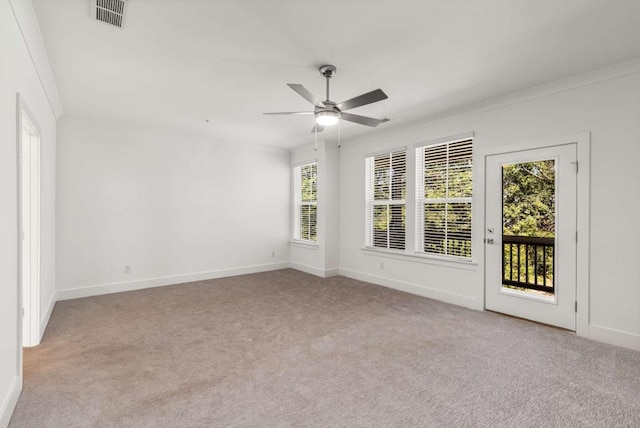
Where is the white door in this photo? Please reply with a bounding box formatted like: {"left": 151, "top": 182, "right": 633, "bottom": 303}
{"left": 20, "top": 112, "right": 41, "bottom": 347}
{"left": 485, "top": 144, "right": 577, "bottom": 330}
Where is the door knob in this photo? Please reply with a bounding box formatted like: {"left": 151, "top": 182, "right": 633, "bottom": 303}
{"left": 486, "top": 238, "right": 494, "bottom": 244}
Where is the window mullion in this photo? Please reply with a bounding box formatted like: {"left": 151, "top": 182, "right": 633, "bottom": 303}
{"left": 445, "top": 143, "right": 449, "bottom": 255}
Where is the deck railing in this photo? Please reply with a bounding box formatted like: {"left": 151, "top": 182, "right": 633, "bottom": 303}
{"left": 502, "top": 235, "right": 555, "bottom": 293}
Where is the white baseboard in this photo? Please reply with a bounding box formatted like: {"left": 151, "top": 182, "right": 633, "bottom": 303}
{"left": 339, "top": 268, "right": 481, "bottom": 310}
{"left": 289, "top": 262, "right": 339, "bottom": 278}
{"left": 324, "top": 267, "right": 340, "bottom": 278}
{"left": 39, "top": 293, "right": 56, "bottom": 342}
{"left": 56, "top": 262, "right": 290, "bottom": 301}
{"left": 0, "top": 376, "right": 21, "bottom": 428}
{"left": 588, "top": 324, "right": 640, "bottom": 351}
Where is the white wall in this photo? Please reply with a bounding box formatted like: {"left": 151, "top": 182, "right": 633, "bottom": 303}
{"left": 339, "top": 68, "right": 640, "bottom": 350}
{"left": 0, "top": 0, "right": 60, "bottom": 425}
{"left": 289, "top": 140, "right": 340, "bottom": 277}
{"left": 56, "top": 115, "right": 290, "bottom": 298}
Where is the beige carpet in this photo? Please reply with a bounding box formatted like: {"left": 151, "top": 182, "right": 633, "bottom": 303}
{"left": 9, "top": 269, "right": 640, "bottom": 427}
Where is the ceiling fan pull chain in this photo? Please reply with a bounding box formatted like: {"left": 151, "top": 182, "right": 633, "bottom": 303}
{"left": 314, "top": 125, "right": 318, "bottom": 151}
{"left": 337, "top": 120, "right": 341, "bottom": 148}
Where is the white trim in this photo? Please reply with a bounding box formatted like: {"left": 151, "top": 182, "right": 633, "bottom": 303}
{"left": 419, "top": 197, "right": 472, "bottom": 204}
{"left": 292, "top": 158, "right": 318, "bottom": 168}
{"left": 362, "top": 247, "right": 478, "bottom": 270}
{"left": 8, "top": 0, "right": 64, "bottom": 118}
{"left": 39, "top": 292, "right": 56, "bottom": 341}
{"left": 453, "top": 57, "right": 640, "bottom": 121}
{"left": 56, "top": 262, "right": 289, "bottom": 301}
{"left": 14, "top": 95, "right": 22, "bottom": 398}
{"left": 0, "top": 375, "right": 21, "bottom": 428}
{"left": 364, "top": 145, "right": 407, "bottom": 159}
{"left": 480, "top": 132, "right": 590, "bottom": 338}
{"left": 414, "top": 132, "right": 475, "bottom": 149}
{"left": 588, "top": 325, "right": 640, "bottom": 352}
{"left": 499, "top": 286, "right": 557, "bottom": 305}
{"left": 290, "top": 240, "right": 319, "bottom": 249}
{"left": 574, "top": 133, "right": 591, "bottom": 340}
{"left": 324, "top": 268, "right": 340, "bottom": 278}
{"left": 17, "top": 94, "right": 42, "bottom": 347}
{"left": 345, "top": 58, "right": 640, "bottom": 148}
{"left": 476, "top": 132, "right": 588, "bottom": 158}
{"left": 370, "top": 199, "right": 407, "bottom": 206}
{"left": 340, "top": 268, "right": 481, "bottom": 310}
{"left": 289, "top": 262, "right": 338, "bottom": 278}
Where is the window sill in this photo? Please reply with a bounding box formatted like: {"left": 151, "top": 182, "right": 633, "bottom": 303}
{"left": 361, "top": 247, "right": 478, "bottom": 270}
{"left": 291, "top": 240, "right": 319, "bottom": 250}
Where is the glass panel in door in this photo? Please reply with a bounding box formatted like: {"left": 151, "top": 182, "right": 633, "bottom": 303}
{"left": 502, "top": 160, "right": 555, "bottom": 299}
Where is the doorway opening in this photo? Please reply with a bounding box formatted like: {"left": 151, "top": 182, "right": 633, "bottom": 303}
{"left": 485, "top": 143, "right": 577, "bottom": 331}
{"left": 19, "top": 108, "right": 41, "bottom": 347}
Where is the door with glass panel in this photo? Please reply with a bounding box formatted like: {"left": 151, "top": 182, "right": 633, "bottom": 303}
{"left": 485, "top": 144, "right": 577, "bottom": 330}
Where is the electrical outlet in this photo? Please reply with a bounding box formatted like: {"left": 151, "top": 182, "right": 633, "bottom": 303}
{"left": 124, "top": 265, "right": 131, "bottom": 274}
{"left": 380, "top": 262, "right": 384, "bottom": 270}
{"left": 271, "top": 251, "right": 276, "bottom": 258}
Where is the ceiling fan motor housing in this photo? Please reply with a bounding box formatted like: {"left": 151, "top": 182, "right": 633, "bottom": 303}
{"left": 319, "top": 65, "right": 337, "bottom": 78}
{"left": 263, "top": 63, "right": 388, "bottom": 131}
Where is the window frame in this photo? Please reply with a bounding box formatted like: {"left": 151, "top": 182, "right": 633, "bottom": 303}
{"left": 415, "top": 136, "right": 473, "bottom": 260}
{"left": 365, "top": 148, "right": 407, "bottom": 251}
{"left": 293, "top": 162, "right": 318, "bottom": 243}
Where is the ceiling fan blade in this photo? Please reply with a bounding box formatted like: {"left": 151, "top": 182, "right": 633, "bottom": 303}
{"left": 311, "top": 124, "right": 324, "bottom": 133}
{"left": 287, "top": 83, "right": 323, "bottom": 107}
{"left": 263, "top": 111, "right": 314, "bottom": 115}
{"left": 336, "top": 89, "right": 388, "bottom": 111}
{"left": 340, "top": 112, "right": 385, "bottom": 127}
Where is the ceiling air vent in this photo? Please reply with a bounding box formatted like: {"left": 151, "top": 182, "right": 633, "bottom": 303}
{"left": 93, "top": 0, "right": 127, "bottom": 28}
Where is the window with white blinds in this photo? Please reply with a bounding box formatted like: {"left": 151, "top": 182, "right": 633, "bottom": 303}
{"left": 365, "top": 150, "right": 406, "bottom": 250}
{"left": 294, "top": 163, "right": 317, "bottom": 242}
{"left": 416, "top": 138, "right": 472, "bottom": 259}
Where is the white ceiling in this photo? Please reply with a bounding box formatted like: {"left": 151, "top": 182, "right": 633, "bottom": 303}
{"left": 33, "top": 0, "right": 640, "bottom": 149}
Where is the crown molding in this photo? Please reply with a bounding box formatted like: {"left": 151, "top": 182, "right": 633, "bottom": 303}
{"left": 9, "top": 0, "right": 64, "bottom": 119}
{"left": 345, "top": 57, "right": 640, "bottom": 147}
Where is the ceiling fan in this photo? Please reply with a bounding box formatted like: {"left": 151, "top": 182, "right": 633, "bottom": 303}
{"left": 264, "top": 65, "right": 389, "bottom": 133}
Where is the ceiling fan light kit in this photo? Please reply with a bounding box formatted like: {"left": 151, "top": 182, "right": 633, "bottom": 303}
{"left": 315, "top": 110, "right": 340, "bottom": 126}
{"left": 264, "top": 65, "right": 389, "bottom": 133}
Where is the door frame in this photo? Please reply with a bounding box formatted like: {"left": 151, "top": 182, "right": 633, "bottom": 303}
{"left": 479, "top": 132, "right": 590, "bottom": 337}
{"left": 16, "top": 93, "right": 42, "bottom": 351}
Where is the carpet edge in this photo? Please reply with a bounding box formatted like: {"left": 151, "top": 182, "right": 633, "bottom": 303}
{"left": 56, "top": 262, "right": 290, "bottom": 301}
{"left": 339, "top": 267, "right": 482, "bottom": 310}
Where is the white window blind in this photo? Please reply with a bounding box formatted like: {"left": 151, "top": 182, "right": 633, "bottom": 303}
{"left": 365, "top": 150, "right": 406, "bottom": 250}
{"left": 294, "top": 163, "right": 317, "bottom": 242}
{"left": 416, "top": 138, "right": 472, "bottom": 258}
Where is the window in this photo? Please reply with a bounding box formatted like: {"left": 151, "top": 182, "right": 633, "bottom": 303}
{"left": 365, "top": 149, "right": 406, "bottom": 250}
{"left": 416, "top": 138, "right": 473, "bottom": 259}
{"left": 293, "top": 163, "right": 317, "bottom": 242}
